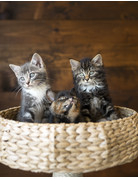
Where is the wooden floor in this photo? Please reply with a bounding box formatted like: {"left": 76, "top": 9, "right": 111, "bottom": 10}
{"left": 0, "top": 2, "right": 138, "bottom": 177}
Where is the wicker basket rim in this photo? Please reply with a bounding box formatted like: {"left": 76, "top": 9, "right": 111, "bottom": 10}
{"left": 0, "top": 105, "right": 137, "bottom": 127}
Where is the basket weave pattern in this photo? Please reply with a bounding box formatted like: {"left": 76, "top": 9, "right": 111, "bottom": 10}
{"left": 0, "top": 106, "right": 137, "bottom": 173}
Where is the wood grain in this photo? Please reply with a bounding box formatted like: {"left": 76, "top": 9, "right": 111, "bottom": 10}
{"left": 1, "top": 2, "right": 138, "bottom": 20}
{"left": 0, "top": 21, "right": 138, "bottom": 67}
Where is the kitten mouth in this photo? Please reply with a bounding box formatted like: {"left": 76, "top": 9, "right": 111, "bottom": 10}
{"left": 85, "top": 81, "right": 90, "bottom": 84}
{"left": 81, "top": 81, "right": 90, "bottom": 85}
{"left": 70, "top": 98, "right": 79, "bottom": 107}
{"left": 69, "top": 97, "right": 76, "bottom": 103}
{"left": 66, "top": 98, "right": 74, "bottom": 107}
{"left": 25, "top": 84, "right": 33, "bottom": 89}
{"left": 84, "top": 79, "right": 90, "bottom": 83}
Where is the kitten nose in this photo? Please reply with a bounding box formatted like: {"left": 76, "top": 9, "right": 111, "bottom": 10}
{"left": 85, "top": 75, "right": 89, "bottom": 81}
{"left": 26, "top": 81, "right": 30, "bottom": 85}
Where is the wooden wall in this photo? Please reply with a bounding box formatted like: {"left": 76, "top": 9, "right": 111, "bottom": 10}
{"left": 0, "top": 2, "right": 138, "bottom": 177}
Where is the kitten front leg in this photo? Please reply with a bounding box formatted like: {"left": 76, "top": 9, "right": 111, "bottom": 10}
{"left": 48, "top": 115, "right": 61, "bottom": 123}
{"left": 101, "top": 101, "right": 118, "bottom": 121}
{"left": 42, "top": 114, "right": 60, "bottom": 123}
{"left": 107, "top": 111, "right": 119, "bottom": 121}
{"left": 20, "top": 111, "right": 34, "bottom": 123}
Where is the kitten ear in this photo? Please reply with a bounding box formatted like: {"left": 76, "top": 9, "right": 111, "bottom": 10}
{"left": 30, "top": 53, "right": 44, "bottom": 68}
{"left": 91, "top": 54, "right": 103, "bottom": 66}
{"left": 9, "top": 64, "right": 21, "bottom": 77}
{"left": 46, "top": 90, "right": 55, "bottom": 102}
{"left": 70, "top": 59, "right": 80, "bottom": 71}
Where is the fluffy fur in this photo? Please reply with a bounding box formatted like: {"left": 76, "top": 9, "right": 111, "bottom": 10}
{"left": 49, "top": 90, "right": 90, "bottom": 123}
{"left": 70, "top": 54, "right": 118, "bottom": 122}
{"left": 9, "top": 53, "right": 54, "bottom": 123}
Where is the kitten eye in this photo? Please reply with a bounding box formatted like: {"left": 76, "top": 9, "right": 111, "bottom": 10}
{"left": 90, "top": 71, "right": 96, "bottom": 76}
{"left": 79, "top": 74, "right": 84, "bottom": 77}
{"left": 90, "top": 71, "right": 95, "bottom": 76}
{"left": 59, "top": 96, "right": 66, "bottom": 100}
{"left": 64, "top": 105, "right": 68, "bottom": 109}
{"left": 19, "top": 77, "right": 25, "bottom": 82}
{"left": 30, "top": 73, "right": 35, "bottom": 78}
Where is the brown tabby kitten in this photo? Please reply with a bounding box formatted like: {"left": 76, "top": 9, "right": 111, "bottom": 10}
{"left": 49, "top": 91, "right": 90, "bottom": 123}
{"left": 70, "top": 54, "right": 118, "bottom": 122}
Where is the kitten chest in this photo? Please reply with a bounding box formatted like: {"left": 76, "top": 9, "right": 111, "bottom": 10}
{"left": 23, "top": 86, "right": 47, "bottom": 123}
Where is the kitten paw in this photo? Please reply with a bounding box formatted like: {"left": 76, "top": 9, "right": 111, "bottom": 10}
{"left": 22, "top": 112, "right": 34, "bottom": 123}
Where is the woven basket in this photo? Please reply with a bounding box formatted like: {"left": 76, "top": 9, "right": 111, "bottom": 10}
{"left": 0, "top": 106, "right": 137, "bottom": 173}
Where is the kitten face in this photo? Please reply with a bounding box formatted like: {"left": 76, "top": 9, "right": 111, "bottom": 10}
{"left": 9, "top": 53, "right": 47, "bottom": 90}
{"left": 17, "top": 64, "right": 46, "bottom": 89}
{"left": 50, "top": 95, "right": 80, "bottom": 122}
{"left": 70, "top": 54, "right": 104, "bottom": 92}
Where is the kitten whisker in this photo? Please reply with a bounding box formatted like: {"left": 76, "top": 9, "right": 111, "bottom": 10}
{"left": 15, "top": 86, "right": 22, "bottom": 96}
{"left": 12, "top": 86, "right": 20, "bottom": 92}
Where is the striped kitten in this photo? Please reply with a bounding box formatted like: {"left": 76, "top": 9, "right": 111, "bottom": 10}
{"left": 9, "top": 53, "right": 55, "bottom": 123}
{"left": 49, "top": 91, "right": 90, "bottom": 123}
{"left": 70, "top": 54, "right": 118, "bottom": 122}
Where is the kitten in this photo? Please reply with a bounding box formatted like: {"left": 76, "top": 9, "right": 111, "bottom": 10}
{"left": 48, "top": 91, "right": 90, "bottom": 123}
{"left": 9, "top": 53, "right": 55, "bottom": 123}
{"left": 70, "top": 54, "right": 118, "bottom": 122}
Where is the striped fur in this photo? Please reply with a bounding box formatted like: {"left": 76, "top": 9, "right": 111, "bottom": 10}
{"left": 70, "top": 54, "right": 118, "bottom": 122}
{"left": 9, "top": 53, "right": 54, "bottom": 123}
{"left": 49, "top": 91, "right": 90, "bottom": 123}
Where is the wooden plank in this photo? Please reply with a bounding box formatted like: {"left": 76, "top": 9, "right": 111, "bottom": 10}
{"left": 0, "top": 2, "right": 11, "bottom": 20}
{"left": 0, "top": 21, "right": 138, "bottom": 67}
{"left": 0, "top": 92, "right": 20, "bottom": 110}
{"left": 105, "top": 67, "right": 138, "bottom": 92}
{"left": 1, "top": 2, "right": 138, "bottom": 20}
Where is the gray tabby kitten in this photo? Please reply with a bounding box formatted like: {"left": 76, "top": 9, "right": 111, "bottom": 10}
{"left": 9, "top": 53, "right": 55, "bottom": 123}
{"left": 70, "top": 54, "right": 118, "bottom": 122}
